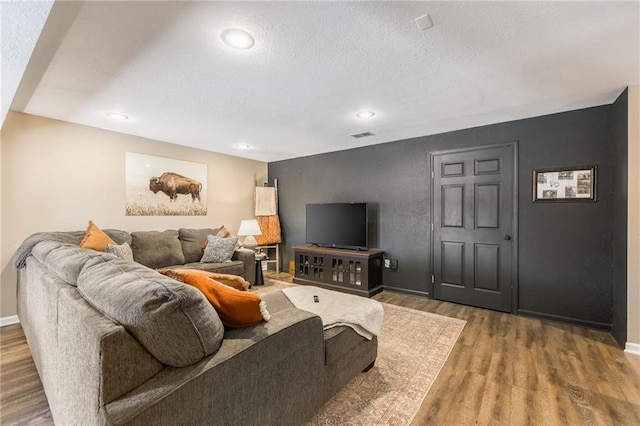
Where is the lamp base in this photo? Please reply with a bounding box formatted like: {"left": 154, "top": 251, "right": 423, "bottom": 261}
{"left": 242, "top": 235, "right": 258, "bottom": 250}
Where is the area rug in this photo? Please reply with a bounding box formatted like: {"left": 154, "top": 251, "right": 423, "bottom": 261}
{"left": 254, "top": 280, "right": 466, "bottom": 425}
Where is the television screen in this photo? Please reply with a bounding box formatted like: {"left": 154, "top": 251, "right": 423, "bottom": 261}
{"left": 306, "top": 203, "right": 368, "bottom": 250}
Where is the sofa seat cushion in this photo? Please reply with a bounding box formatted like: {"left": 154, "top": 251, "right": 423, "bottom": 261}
{"left": 261, "top": 290, "right": 295, "bottom": 314}
{"left": 77, "top": 257, "right": 224, "bottom": 367}
{"left": 170, "top": 261, "right": 244, "bottom": 276}
{"left": 131, "top": 230, "right": 185, "bottom": 269}
{"left": 260, "top": 290, "right": 366, "bottom": 366}
{"left": 158, "top": 268, "right": 250, "bottom": 291}
{"left": 323, "top": 326, "right": 367, "bottom": 366}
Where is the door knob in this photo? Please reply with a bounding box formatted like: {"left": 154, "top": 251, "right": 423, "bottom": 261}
{"left": 504, "top": 235, "right": 511, "bottom": 241}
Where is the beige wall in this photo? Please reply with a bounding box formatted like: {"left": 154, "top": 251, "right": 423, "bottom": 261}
{"left": 0, "top": 120, "right": 3, "bottom": 313}
{"left": 628, "top": 84, "right": 640, "bottom": 347}
{"left": 1, "top": 112, "right": 267, "bottom": 318}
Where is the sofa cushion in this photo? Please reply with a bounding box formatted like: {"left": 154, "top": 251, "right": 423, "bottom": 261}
{"left": 259, "top": 290, "right": 366, "bottom": 366}
{"left": 158, "top": 268, "right": 250, "bottom": 291}
{"left": 178, "top": 228, "right": 215, "bottom": 264}
{"left": 103, "top": 229, "right": 133, "bottom": 246}
{"left": 131, "top": 230, "right": 185, "bottom": 269}
{"left": 201, "top": 235, "right": 238, "bottom": 263}
{"left": 31, "top": 241, "right": 114, "bottom": 285}
{"left": 180, "top": 271, "right": 269, "bottom": 328}
{"left": 176, "top": 261, "right": 245, "bottom": 276}
{"left": 77, "top": 257, "right": 224, "bottom": 367}
{"left": 13, "top": 229, "right": 132, "bottom": 270}
{"left": 261, "top": 290, "right": 296, "bottom": 313}
{"left": 323, "top": 326, "right": 366, "bottom": 366}
{"left": 80, "top": 221, "right": 116, "bottom": 251}
{"left": 180, "top": 227, "right": 233, "bottom": 264}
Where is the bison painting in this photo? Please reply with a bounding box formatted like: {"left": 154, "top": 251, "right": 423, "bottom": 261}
{"left": 126, "top": 153, "right": 207, "bottom": 216}
{"left": 149, "top": 172, "right": 202, "bottom": 202}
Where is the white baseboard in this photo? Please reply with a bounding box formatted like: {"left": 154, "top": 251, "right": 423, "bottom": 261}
{"left": 625, "top": 342, "right": 640, "bottom": 356}
{"left": 0, "top": 315, "right": 20, "bottom": 327}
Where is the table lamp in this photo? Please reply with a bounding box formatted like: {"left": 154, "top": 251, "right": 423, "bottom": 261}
{"left": 237, "top": 219, "right": 262, "bottom": 250}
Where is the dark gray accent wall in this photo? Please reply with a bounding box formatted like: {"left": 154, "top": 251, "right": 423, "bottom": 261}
{"left": 269, "top": 105, "right": 617, "bottom": 329}
{"left": 611, "top": 89, "right": 628, "bottom": 345}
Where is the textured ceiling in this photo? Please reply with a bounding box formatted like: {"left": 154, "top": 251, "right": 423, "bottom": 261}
{"left": 7, "top": 1, "right": 640, "bottom": 162}
{"left": 0, "top": 0, "right": 53, "bottom": 125}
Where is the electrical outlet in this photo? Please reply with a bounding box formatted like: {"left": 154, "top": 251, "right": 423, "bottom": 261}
{"left": 390, "top": 259, "right": 398, "bottom": 270}
{"left": 384, "top": 258, "right": 391, "bottom": 268}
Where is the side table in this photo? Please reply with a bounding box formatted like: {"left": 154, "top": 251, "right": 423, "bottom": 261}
{"left": 254, "top": 254, "right": 266, "bottom": 286}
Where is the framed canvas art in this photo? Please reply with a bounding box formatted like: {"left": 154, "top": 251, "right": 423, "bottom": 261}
{"left": 126, "top": 153, "right": 207, "bottom": 215}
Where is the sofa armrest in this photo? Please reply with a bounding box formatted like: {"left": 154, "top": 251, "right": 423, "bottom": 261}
{"left": 232, "top": 248, "right": 255, "bottom": 285}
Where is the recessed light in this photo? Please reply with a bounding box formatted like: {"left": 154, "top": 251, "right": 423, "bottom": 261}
{"left": 221, "top": 29, "right": 255, "bottom": 50}
{"left": 107, "top": 112, "right": 129, "bottom": 120}
{"left": 234, "top": 143, "right": 252, "bottom": 150}
{"left": 356, "top": 111, "right": 375, "bottom": 119}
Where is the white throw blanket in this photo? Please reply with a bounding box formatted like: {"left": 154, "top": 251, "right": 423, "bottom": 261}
{"left": 282, "top": 286, "right": 384, "bottom": 340}
{"left": 255, "top": 187, "right": 277, "bottom": 216}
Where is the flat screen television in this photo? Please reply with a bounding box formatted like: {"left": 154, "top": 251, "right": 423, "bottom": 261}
{"left": 306, "top": 203, "right": 368, "bottom": 250}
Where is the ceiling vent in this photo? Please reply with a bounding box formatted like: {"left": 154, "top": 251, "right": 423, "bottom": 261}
{"left": 415, "top": 14, "right": 434, "bottom": 31}
{"left": 351, "top": 131, "right": 375, "bottom": 139}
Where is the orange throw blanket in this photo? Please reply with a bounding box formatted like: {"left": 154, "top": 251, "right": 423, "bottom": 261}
{"left": 255, "top": 215, "right": 282, "bottom": 245}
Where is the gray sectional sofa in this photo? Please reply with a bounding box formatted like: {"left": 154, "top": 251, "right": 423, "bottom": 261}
{"left": 14, "top": 229, "right": 377, "bottom": 425}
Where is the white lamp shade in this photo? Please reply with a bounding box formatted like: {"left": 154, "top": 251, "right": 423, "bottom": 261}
{"left": 237, "top": 219, "right": 262, "bottom": 237}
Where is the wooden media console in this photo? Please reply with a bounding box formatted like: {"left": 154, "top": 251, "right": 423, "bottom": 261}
{"left": 293, "top": 245, "right": 384, "bottom": 298}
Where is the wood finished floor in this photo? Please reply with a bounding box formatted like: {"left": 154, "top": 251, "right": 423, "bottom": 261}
{"left": 374, "top": 292, "right": 640, "bottom": 426}
{"left": 1, "top": 275, "right": 639, "bottom": 425}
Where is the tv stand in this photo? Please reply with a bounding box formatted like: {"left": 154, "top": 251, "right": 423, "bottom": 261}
{"left": 293, "top": 245, "right": 384, "bottom": 298}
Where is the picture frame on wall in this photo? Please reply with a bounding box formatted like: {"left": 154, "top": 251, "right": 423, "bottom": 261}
{"left": 532, "top": 165, "right": 597, "bottom": 202}
{"left": 126, "top": 152, "right": 207, "bottom": 216}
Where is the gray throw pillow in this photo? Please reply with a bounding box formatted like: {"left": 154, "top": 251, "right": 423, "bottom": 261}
{"left": 201, "top": 235, "right": 238, "bottom": 263}
{"left": 105, "top": 242, "right": 134, "bottom": 261}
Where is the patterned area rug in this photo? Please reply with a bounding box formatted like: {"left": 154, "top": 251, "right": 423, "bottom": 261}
{"left": 254, "top": 280, "right": 466, "bottom": 425}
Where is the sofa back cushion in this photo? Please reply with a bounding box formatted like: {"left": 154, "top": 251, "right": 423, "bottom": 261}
{"left": 77, "top": 258, "right": 224, "bottom": 367}
{"left": 31, "top": 241, "right": 114, "bottom": 285}
{"left": 131, "top": 230, "right": 185, "bottom": 269}
{"left": 104, "top": 229, "right": 133, "bottom": 246}
{"left": 178, "top": 228, "right": 215, "bottom": 264}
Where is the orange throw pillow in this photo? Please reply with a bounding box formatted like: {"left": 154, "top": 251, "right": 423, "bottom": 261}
{"left": 80, "top": 221, "right": 116, "bottom": 251}
{"left": 180, "top": 271, "right": 270, "bottom": 328}
{"left": 202, "top": 225, "right": 233, "bottom": 250}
